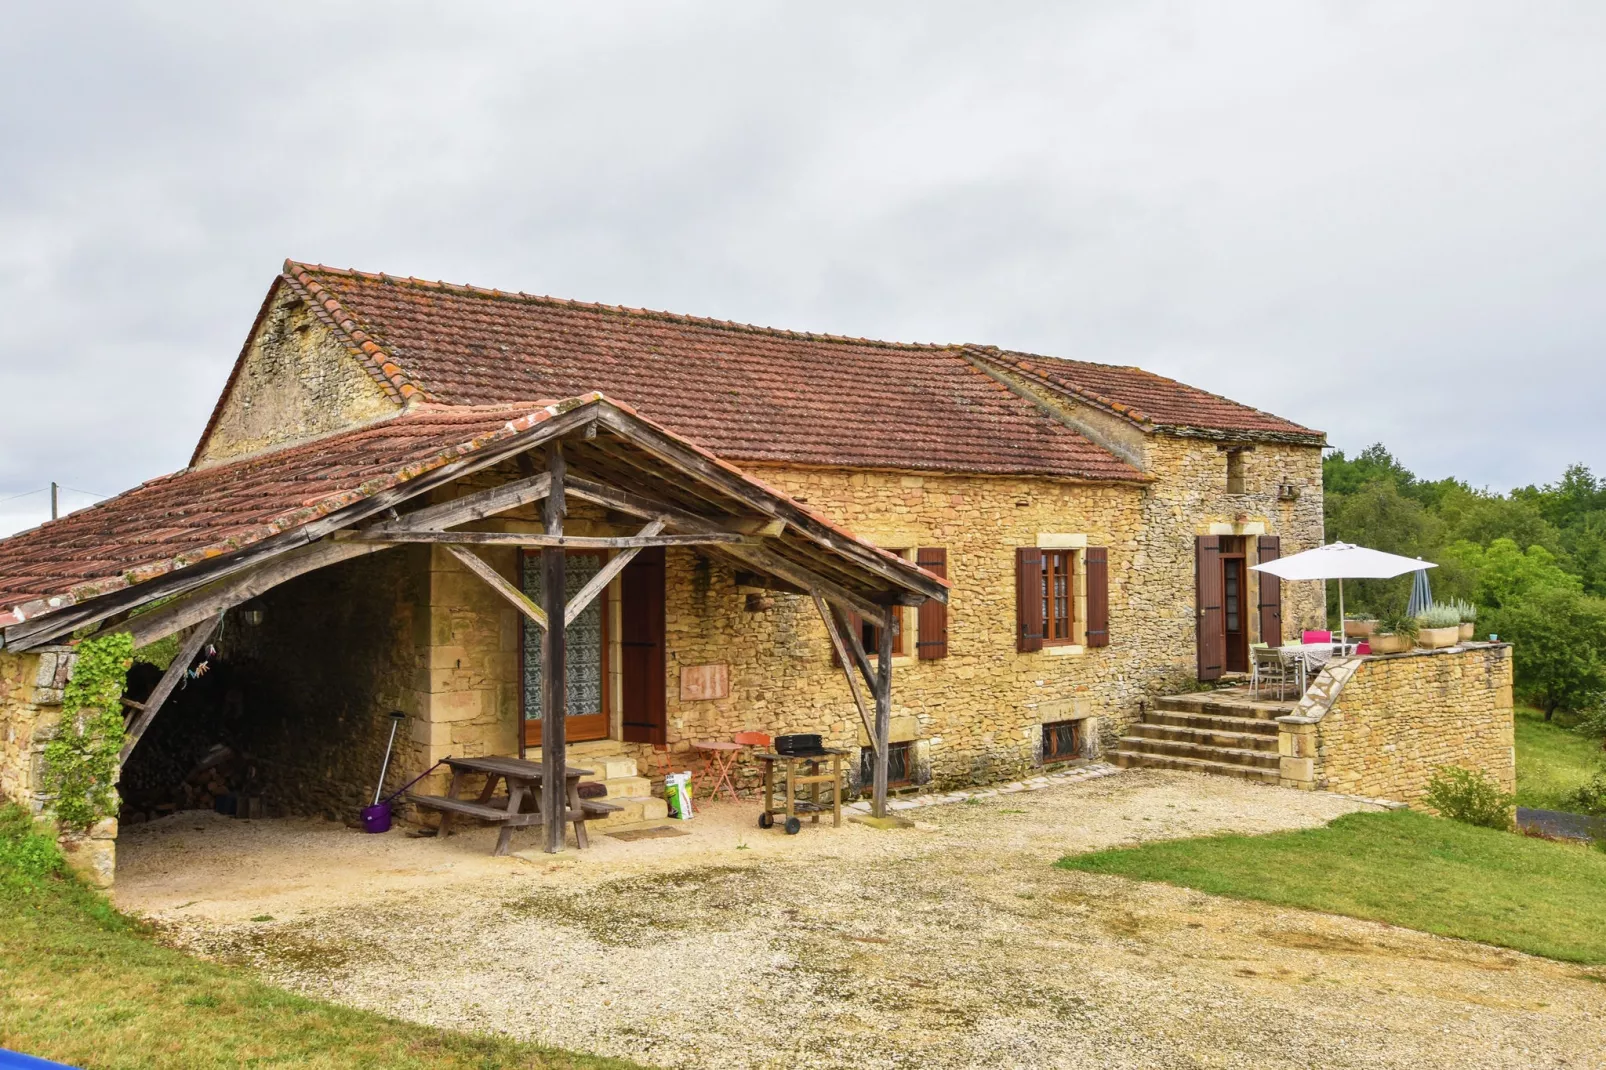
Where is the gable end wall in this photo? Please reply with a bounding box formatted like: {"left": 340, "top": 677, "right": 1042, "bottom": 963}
{"left": 194, "top": 290, "right": 402, "bottom": 465}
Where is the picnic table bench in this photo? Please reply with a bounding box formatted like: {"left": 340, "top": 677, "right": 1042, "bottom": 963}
{"left": 407, "top": 755, "right": 621, "bottom": 855}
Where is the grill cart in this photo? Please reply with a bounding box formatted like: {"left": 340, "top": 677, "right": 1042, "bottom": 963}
{"left": 754, "top": 734, "right": 847, "bottom": 834}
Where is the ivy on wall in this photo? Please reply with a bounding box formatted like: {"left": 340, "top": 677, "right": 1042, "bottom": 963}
{"left": 40, "top": 632, "right": 133, "bottom": 831}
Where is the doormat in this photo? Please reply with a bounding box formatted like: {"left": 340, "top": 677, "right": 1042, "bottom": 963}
{"left": 605, "top": 826, "right": 690, "bottom": 842}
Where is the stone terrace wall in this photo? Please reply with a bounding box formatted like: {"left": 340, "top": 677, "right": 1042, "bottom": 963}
{"left": 1280, "top": 645, "right": 1515, "bottom": 806}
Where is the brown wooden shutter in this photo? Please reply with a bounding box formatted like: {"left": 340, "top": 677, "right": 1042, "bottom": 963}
{"left": 916, "top": 547, "right": 948, "bottom": 659}
{"left": 1196, "top": 536, "right": 1224, "bottom": 681}
{"left": 1257, "top": 534, "right": 1283, "bottom": 648}
{"left": 1015, "top": 547, "right": 1044, "bottom": 652}
{"left": 1085, "top": 546, "right": 1109, "bottom": 648}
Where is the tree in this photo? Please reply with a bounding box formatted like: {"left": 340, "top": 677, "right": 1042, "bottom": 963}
{"left": 1484, "top": 587, "right": 1606, "bottom": 719}
{"left": 1438, "top": 537, "right": 1580, "bottom": 610}
{"left": 1325, "top": 480, "right": 1445, "bottom": 618}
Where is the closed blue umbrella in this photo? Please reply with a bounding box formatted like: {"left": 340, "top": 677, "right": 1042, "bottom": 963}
{"left": 1406, "top": 565, "right": 1434, "bottom": 617}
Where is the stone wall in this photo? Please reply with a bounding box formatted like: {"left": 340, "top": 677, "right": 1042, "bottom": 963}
{"left": 390, "top": 440, "right": 1325, "bottom": 796}
{"left": 219, "top": 549, "right": 425, "bottom": 818}
{"left": 193, "top": 288, "right": 401, "bottom": 466}
{"left": 1277, "top": 644, "right": 1515, "bottom": 806}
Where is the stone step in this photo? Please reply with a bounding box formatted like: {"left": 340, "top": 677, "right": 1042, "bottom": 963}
{"left": 1152, "top": 695, "right": 1295, "bottom": 721}
{"left": 597, "top": 775, "right": 652, "bottom": 799}
{"left": 589, "top": 794, "right": 669, "bottom": 826}
{"left": 1116, "top": 736, "right": 1281, "bottom": 770}
{"left": 1143, "top": 710, "right": 1281, "bottom": 736}
{"left": 576, "top": 756, "right": 639, "bottom": 782}
{"left": 1125, "top": 722, "right": 1279, "bottom": 752}
{"left": 1111, "top": 749, "right": 1282, "bottom": 783}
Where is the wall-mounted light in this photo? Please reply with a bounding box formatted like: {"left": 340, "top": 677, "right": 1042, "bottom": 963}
{"left": 240, "top": 607, "right": 265, "bottom": 627}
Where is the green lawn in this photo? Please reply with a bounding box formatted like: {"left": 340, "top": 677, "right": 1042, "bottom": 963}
{"left": 0, "top": 809, "right": 644, "bottom": 1070}
{"left": 1514, "top": 705, "right": 1604, "bottom": 811}
{"left": 1058, "top": 808, "right": 1606, "bottom": 964}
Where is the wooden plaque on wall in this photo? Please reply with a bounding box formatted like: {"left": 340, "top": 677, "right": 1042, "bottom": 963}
{"left": 678, "top": 663, "right": 730, "bottom": 701}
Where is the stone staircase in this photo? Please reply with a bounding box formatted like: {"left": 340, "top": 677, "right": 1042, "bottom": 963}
{"left": 529, "top": 743, "right": 669, "bottom": 828}
{"left": 1111, "top": 688, "right": 1293, "bottom": 784}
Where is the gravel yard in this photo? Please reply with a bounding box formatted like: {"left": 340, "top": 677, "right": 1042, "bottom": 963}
{"left": 116, "top": 769, "right": 1606, "bottom": 1070}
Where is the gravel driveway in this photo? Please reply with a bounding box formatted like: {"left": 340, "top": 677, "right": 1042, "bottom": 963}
{"left": 118, "top": 770, "right": 1606, "bottom": 1069}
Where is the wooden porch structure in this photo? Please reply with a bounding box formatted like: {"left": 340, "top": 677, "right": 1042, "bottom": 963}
{"left": 3, "top": 396, "right": 946, "bottom": 848}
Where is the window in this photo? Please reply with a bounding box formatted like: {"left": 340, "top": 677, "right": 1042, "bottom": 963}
{"left": 1041, "top": 550, "right": 1074, "bottom": 644}
{"left": 1041, "top": 720, "right": 1083, "bottom": 764}
{"left": 860, "top": 739, "right": 915, "bottom": 788}
{"left": 1225, "top": 450, "right": 1247, "bottom": 494}
{"left": 860, "top": 608, "right": 906, "bottom": 658}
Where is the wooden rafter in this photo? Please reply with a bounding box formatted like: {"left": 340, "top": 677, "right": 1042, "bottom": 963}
{"left": 564, "top": 517, "right": 667, "bottom": 627}
{"left": 813, "top": 592, "right": 879, "bottom": 754}
{"left": 120, "top": 612, "right": 223, "bottom": 762}
{"left": 445, "top": 546, "right": 548, "bottom": 630}
{"left": 365, "top": 472, "right": 551, "bottom": 533}
{"left": 339, "top": 530, "right": 743, "bottom": 549}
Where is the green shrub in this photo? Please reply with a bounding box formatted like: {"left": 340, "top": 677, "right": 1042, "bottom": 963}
{"left": 1418, "top": 604, "right": 1462, "bottom": 629}
{"left": 40, "top": 632, "right": 134, "bottom": 830}
{"left": 1572, "top": 768, "right": 1606, "bottom": 817}
{"left": 0, "top": 802, "right": 64, "bottom": 885}
{"left": 1424, "top": 765, "right": 1516, "bottom": 830}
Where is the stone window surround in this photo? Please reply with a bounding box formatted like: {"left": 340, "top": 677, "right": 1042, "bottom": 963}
{"left": 1033, "top": 533, "right": 1089, "bottom": 656}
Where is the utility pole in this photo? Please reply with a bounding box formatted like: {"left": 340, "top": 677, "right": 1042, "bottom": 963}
{"left": 49, "top": 482, "right": 58, "bottom": 521}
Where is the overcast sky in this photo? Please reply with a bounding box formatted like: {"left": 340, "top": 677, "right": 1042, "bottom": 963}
{"left": 1, "top": 1, "right": 1602, "bottom": 535}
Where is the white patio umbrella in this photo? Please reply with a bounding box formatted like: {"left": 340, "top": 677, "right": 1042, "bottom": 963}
{"left": 1249, "top": 542, "right": 1437, "bottom": 634}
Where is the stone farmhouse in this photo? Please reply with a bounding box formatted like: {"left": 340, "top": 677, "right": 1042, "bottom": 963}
{"left": 0, "top": 262, "right": 1512, "bottom": 884}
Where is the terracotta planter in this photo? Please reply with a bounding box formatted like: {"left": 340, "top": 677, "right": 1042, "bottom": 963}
{"left": 1418, "top": 626, "right": 1460, "bottom": 649}
{"left": 1371, "top": 633, "right": 1411, "bottom": 654}
{"left": 1344, "top": 619, "right": 1377, "bottom": 638}
{"left": 1459, "top": 622, "right": 1476, "bottom": 641}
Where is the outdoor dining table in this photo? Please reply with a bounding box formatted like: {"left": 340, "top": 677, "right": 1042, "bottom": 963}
{"left": 1275, "top": 643, "right": 1337, "bottom": 694}
{"left": 406, "top": 755, "right": 618, "bottom": 856}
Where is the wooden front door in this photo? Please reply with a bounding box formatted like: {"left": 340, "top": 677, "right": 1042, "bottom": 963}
{"left": 521, "top": 550, "right": 610, "bottom": 746}
{"left": 620, "top": 547, "right": 667, "bottom": 744}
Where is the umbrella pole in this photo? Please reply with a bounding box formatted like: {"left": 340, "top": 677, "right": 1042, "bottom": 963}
{"left": 1338, "top": 578, "right": 1345, "bottom": 650}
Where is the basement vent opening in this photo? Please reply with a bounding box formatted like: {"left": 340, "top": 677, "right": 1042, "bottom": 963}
{"left": 860, "top": 739, "right": 915, "bottom": 788}
{"left": 1041, "top": 719, "right": 1083, "bottom": 764}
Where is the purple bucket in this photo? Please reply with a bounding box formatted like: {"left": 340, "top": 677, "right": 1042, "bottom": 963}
{"left": 360, "top": 803, "right": 392, "bottom": 834}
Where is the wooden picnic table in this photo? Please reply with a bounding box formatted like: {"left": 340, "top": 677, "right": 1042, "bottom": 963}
{"left": 407, "top": 755, "right": 621, "bottom": 856}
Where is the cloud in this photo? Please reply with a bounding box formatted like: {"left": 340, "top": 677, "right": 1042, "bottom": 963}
{"left": 1, "top": 0, "right": 1601, "bottom": 536}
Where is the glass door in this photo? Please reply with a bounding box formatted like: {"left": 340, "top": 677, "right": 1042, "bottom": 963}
{"left": 521, "top": 550, "right": 609, "bottom": 745}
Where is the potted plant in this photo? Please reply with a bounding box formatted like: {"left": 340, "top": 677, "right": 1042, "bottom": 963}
{"left": 1454, "top": 599, "right": 1477, "bottom": 642}
{"left": 1343, "top": 613, "right": 1377, "bottom": 639}
{"left": 1371, "top": 611, "right": 1419, "bottom": 654}
{"left": 1416, "top": 604, "right": 1462, "bottom": 649}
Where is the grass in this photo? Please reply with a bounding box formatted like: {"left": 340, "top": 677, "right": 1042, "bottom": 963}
{"left": 1057, "top": 808, "right": 1606, "bottom": 964}
{"left": 1514, "top": 705, "right": 1604, "bottom": 811}
{"left": 0, "top": 807, "right": 645, "bottom": 1070}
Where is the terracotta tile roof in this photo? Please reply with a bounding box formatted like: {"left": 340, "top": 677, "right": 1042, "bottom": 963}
{"left": 0, "top": 403, "right": 572, "bottom": 626}
{"left": 972, "top": 348, "right": 1325, "bottom": 443}
{"left": 0, "top": 396, "right": 947, "bottom": 634}
{"left": 265, "top": 262, "right": 1146, "bottom": 482}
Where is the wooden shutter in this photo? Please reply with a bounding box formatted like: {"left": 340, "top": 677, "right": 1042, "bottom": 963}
{"left": 1257, "top": 534, "right": 1283, "bottom": 648}
{"left": 1085, "top": 546, "right": 1109, "bottom": 648}
{"left": 1196, "top": 536, "right": 1224, "bottom": 681}
{"left": 915, "top": 547, "right": 948, "bottom": 659}
{"left": 1015, "top": 547, "right": 1044, "bottom": 652}
{"left": 621, "top": 547, "right": 667, "bottom": 744}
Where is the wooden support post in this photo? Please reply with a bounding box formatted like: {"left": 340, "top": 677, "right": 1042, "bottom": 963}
{"left": 120, "top": 611, "right": 223, "bottom": 763}
{"left": 872, "top": 606, "right": 894, "bottom": 819}
{"left": 541, "top": 444, "right": 568, "bottom": 854}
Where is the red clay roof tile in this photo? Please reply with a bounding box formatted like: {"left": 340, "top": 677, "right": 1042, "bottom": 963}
{"left": 276, "top": 262, "right": 1148, "bottom": 482}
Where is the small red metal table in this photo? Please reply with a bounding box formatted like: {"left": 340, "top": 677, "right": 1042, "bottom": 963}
{"left": 692, "top": 740, "right": 743, "bottom": 802}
